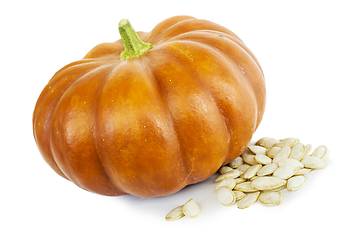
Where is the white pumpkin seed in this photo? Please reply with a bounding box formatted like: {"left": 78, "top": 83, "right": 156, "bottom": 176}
{"left": 294, "top": 168, "right": 312, "bottom": 175}
{"left": 233, "top": 190, "right": 246, "bottom": 200}
{"left": 215, "top": 186, "right": 236, "bottom": 206}
{"left": 275, "top": 138, "right": 299, "bottom": 148}
{"left": 311, "top": 145, "right": 327, "bottom": 159}
{"left": 258, "top": 191, "right": 282, "bottom": 206}
{"left": 214, "top": 178, "right": 236, "bottom": 192}
{"left": 250, "top": 175, "right": 259, "bottom": 181}
{"left": 243, "top": 164, "right": 262, "bottom": 179}
{"left": 277, "top": 158, "right": 304, "bottom": 169}
{"left": 290, "top": 143, "right": 305, "bottom": 160}
{"left": 257, "top": 163, "right": 278, "bottom": 176}
{"left": 234, "top": 181, "right": 258, "bottom": 192}
{"left": 273, "top": 146, "right": 291, "bottom": 164}
{"left": 241, "top": 153, "right": 257, "bottom": 165}
{"left": 304, "top": 144, "right": 312, "bottom": 155}
{"left": 248, "top": 145, "right": 267, "bottom": 155}
{"left": 301, "top": 156, "right": 327, "bottom": 169}
{"left": 273, "top": 165, "right": 298, "bottom": 179}
{"left": 271, "top": 185, "right": 286, "bottom": 192}
{"left": 236, "top": 164, "right": 251, "bottom": 174}
{"left": 229, "top": 156, "right": 244, "bottom": 168}
{"left": 255, "top": 154, "right": 272, "bottom": 165}
{"left": 266, "top": 146, "right": 281, "bottom": 158}
{"left": 235, "top": 177, "right": 246, "bottom": 184}
{"left": 256, "top": 137, "right": 279, "bottom": 149}
{"left": 251, "top": 177, "right": 287, "bottom": 191}
{"left": 219, "top": 166, "right": 233, "bottom": 174}
{"left": 287, "top": 175, "right": 306, "bottom": 191}
{"left": 214, "top": 169, "right": 241, "bottom": 182}
{"left": 183, "top": 198, "right": 200, "bottom": 218}
{"left": 237, "top": 192, "right": 260, "bottom": 209}
{"left": 165, "top": 205, "right": 185, "bottom": 221}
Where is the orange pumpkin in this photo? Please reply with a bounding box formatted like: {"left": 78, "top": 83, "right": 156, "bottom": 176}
{"left": 33, "top": 16, "right": 266, "bottom": 198}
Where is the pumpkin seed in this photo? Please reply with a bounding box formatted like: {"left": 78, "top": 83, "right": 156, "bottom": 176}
{"left": 243, "top": 164, "right": 262, "bottom": 179}
{"left": 233, "top": 190, "right": 246, "bottom": 200}
{"left": 251, "top": 176, "right": 287, "bottom": 191}
{"left": 257, "top": 163, "right": 278, "bottom": 176}
{"left": 183, "top": 198, "right": 200, "bottom": 218}
{"left": 235, "top": 177, "right": 246, "bottom": 184}
{"left": 290, "top": 143, "right": 305, "bottom": 160}
{"left": 301, "top": 156, "right": 327, "bottom": 169}
{"left": 275, "top": 138, "right": 299, "bottom": 148}
{"left": 273, "top": 146, "right": 291, "bottom": 164}
{"left": 271, "top": 185, "right": 286, "bottom": 192}
{"left": 250, "top": 175, "right": 259, "bottom": 181}
{"left": 241, "top": 149, "right": 258, "bottom": 165}
{"left": 255, "top": 154, "right": 272, "bottom": 165}
{"left": 237, "top": 192, "right": 260, "bottom": 209}
{"left": 234, "top": 181, "right": 258, "bottom": 192}
{"left": 294, "top": 168, "right": 312, "bottom": 175}
{"left": 277, "top": 158, "right": 304, "bottom": 169}
{"left": 258, "top": 191, "right": 282, "bottom": 206}
{"left": 219, "top": 166, "right": 233, "bottom": 174}
{"left": 248, "top": 145, "right": 267, "bottom": 155}
{"left": 287, "top": 175, "right": 306, "bottom": 191}
{"left": 266, "top": 146, "right": 281, "bottom": 158}
{"left": 304, "top": 144, "right": 312, "bottom": 155}
{"left": 311, "top": 145, "right": 327, "bottom": 159}
{"left": 215, "top": 178, "right": 236, "bottom": 192}
{"left": 229, "top": 156, "right": 244, "bottom": 168}
{"left": 256, "top": 137, "right": 279, "bottom": 149}
{"left": 237, "top": 164, "right": 250, "bottom": 174}
{"left": 214, "top": 169, "right": 241, "bottom": 182}
{"left": 165, "top": 205, "right": 185, "bottom": 221}
{"left": 273, "top": 165, "right": 298, "bottom": 179}
{"left": 215, "top": 186, "right": 236, "bottom": 206}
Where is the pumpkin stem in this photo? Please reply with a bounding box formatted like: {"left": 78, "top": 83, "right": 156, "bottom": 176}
{"left": 118, "top": 19, "right": 153, "bottom": 60}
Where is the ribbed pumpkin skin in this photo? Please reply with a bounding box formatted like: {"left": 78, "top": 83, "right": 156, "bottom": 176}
{"left": 33, "top": 16, "right": 265, "bottom": 198}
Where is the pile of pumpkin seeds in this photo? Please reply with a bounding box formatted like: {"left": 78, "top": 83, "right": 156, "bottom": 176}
{"left": 165, "top": 137, "right": 328, "bottom": 220}
{"left": 215, "top": 137, "right": 327, "bottom": 208}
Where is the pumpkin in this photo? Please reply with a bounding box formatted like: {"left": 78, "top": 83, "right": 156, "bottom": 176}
{"left": 33, "top": 16, "right": 266, "bottom": 198}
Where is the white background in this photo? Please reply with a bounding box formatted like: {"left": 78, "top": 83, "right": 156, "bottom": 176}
{"left": 1, "top": 0, "right": 359, "bottom": 239}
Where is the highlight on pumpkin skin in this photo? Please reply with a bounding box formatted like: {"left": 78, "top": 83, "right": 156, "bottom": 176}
{"left": 118, "top": 19, "right": 153, "bottom": 60}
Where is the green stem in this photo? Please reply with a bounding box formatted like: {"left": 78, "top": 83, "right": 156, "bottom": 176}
{"left": 118, "top": 19, "right": 153, "bottom": 60}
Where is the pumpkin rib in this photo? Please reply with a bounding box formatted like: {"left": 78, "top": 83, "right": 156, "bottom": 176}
{"left": 140, "top": 53, "right": 196, "bottom": 185}
{"left": 48, "top": 62, "right": 124, "bottom": 195}
{"left": 141, "top": 55, "right": 192, "bottom": 183}
{"left": 204, "top": 30, "right": 264, "bottom": 77}
{"left": 91, "top": 62, "right": 130, "bottom": 196}
{"left": 194, "top": 34, "right": 265, "bottom": 129}
{"left": 139, "top": 56, "right": 197, "bottom": 195}
{"left": 48, "top": 62, "right": 105, "bottom": 182}
{"left": 145, "top": 43, "right": 232, "bottom": 184}
{"left": 170, "top": 29, "right": 264, "bottom": 77}
{"left": 33, "top": 60, "right": 108, "bottom": 180}
{"left": 160, "top": 29, "right": 264, "bottom": 79}
{"left": 160, "top": 39, "right": 260, "bottom": 162}
{"left": 92, "top": 59, "right": 191, "bottom": 197}
{"left": 143, "top": 15, "right": 196, "bottom": 43}
{"left": 149, "top": 18, "right": 239, "bottom": 45}
{"left": 163, "top": 32, "right": 265, "bottom": 129}
{"left": 142, "top": 53, "right": 196, "bottom": 184}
